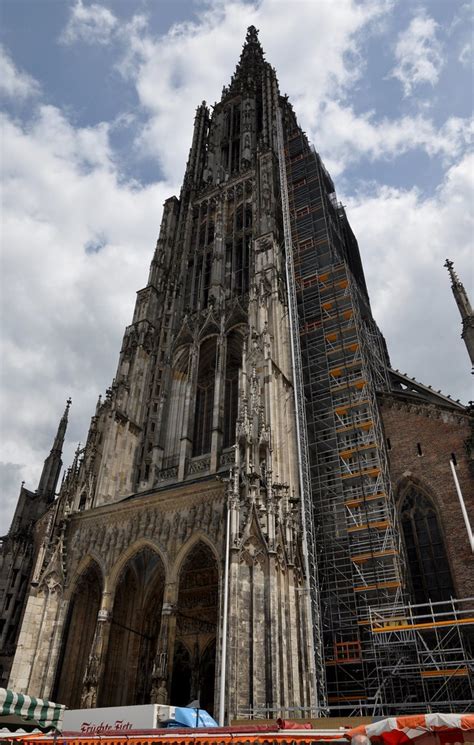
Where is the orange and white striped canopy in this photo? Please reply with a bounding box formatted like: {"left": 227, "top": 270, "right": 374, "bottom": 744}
{"left": 347, "top": 714, "right": 474, "bottom": 744}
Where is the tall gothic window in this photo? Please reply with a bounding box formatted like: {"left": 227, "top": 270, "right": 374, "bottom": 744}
{"left": 187, "top": 204, "right": 215, "bottom": 312}
{"left": 193, "top": 338, "right": 217, "bottom": 456}
{"left": 223, "top": 333, "right": 242, "bottom": 448}
{"left": 221, "top": 103, "right": 241, "bottom": 174}
{"left": 224, "top": 197, "right": 252, "bottom": 297}
{"left": 400, "top": 486, "right": 455, "bottom": 604}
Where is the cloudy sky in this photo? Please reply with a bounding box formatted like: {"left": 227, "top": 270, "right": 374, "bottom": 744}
{"left": 1, "top": 0, "right": 473, "bottom": 533}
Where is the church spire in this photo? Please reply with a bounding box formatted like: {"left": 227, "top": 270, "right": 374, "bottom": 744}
{"left": 36, "top": 398, "right": 71, "bottom": 500}
{"left": 445, "top": 259, "right": 474, "bottom": 370}
{"left": 227, "top": 25, "right": 267, "bottom": 95}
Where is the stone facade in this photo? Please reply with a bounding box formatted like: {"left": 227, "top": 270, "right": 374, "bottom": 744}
{"left": 9, "top": 28, "right": 314, "bottom": 718}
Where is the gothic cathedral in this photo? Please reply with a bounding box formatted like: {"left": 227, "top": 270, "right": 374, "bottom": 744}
{"left": 3, "top": 27, "right": 473, "bottom": 716}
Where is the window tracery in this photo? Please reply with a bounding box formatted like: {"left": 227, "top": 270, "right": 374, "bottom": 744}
{"left": 400, "top": 486, "right": 455, "bottom": 604}
{"left": 193, "top": 339, "right": 217, "bottom": 456}
{"left": 223, "top": 333, "right": 242, "bottom": 448}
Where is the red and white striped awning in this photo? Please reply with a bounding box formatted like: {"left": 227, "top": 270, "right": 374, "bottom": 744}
{"left": 347, "top": 714, "right": 474, "bottom": 744}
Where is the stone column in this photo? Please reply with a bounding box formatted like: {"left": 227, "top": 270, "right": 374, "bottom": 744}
{"left": 150, "top": 583, "right": 178, "bottom": 703}
{"left": 210, "top": 195, "right": 225, "bottom": 304}
{"left": 80, "top": 590, "right": 113, "bottom": 707}
{"left": 265, "top": 552, "right": 280, "bottom": 715}
{"left": 179, "top": 345, "right": 199, "bottom": 480}
{"left": 210, "top": 334, "right": 226, "bottom": 473}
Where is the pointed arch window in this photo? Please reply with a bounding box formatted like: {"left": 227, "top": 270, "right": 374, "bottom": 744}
{"left": 400, "top": 486, "right": 455, "bottom": 604}
{"left": 193, "top": 339, "right": 217, "bottom": 456}
{"left": 223, "top": 333, "right": 242, "bottom": 448}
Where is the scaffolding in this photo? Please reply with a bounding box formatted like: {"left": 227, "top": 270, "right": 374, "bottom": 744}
{"left": 369, "top": 597, "right": 474, "bottom": 713}
{"left": 278, "top": 110, "right": 474, "bottom": 714}
{"left": 276, "top": 109, "right": 327, "bottom": 713}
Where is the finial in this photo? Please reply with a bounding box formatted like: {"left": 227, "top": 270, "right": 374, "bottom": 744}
{"left": 66, "top": 397, "right": 72, "bottom": 410}
{"left": 246, "top": 25, "right": 259, "bottom": 42}
{"left": 444, "top": 258, "right": 460, "bottom": 286}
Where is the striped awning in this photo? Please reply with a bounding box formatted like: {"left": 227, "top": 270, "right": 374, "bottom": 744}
{"left": 347, "top": 714, "right": 474, "bottom": 743}
{"left": 0, "top": 688, "right": 65, "bottom": 732}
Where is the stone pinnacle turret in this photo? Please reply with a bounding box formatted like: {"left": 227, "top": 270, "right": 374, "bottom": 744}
{"left": 36, "top": 397, "right": 71, "bottom": 499}
{"left": 445, "top": 259, "right": 474, "bottom": 371}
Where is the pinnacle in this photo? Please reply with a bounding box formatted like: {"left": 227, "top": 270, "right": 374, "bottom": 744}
{"left": 241, "top": 24, "right": 264, "bottom": 58}
{"left": 245, "top": 25, "right": 260, "bottom": 44}
{"left": 444, "top": 258, "right": 460, "bottom": 286}
{"left": 225, "top": 25, "right": 266, "bottom": 95}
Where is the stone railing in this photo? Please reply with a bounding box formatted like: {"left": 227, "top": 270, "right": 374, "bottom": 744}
{"left": 187, "top": 454, "right": 211, "bottom": 476}
{"left": 219, "top": 449, "right": 235, "bottom": 468}
{"left": 156, "top": 456, "right": 179, "bottom": 483}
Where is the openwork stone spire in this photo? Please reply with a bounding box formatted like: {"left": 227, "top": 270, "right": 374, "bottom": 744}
{"left": 227, "top": 25, "right": 267, "bottom": 95}
{"left": 36, "top": 397, "right": 71, "bottom": 499}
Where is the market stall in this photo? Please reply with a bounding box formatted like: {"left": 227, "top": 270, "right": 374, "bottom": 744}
{"left": 0, "top": 688, "right": 65, "bottom": 734}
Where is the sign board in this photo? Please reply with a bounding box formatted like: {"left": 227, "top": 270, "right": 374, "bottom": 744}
{"left": 63, "top": 705, "right": 160, "bottom": 734}
{"left": 63, "top": 705, "right": 217, "bottom": 733}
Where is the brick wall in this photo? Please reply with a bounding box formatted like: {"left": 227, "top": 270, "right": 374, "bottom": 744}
{"left": 379, "top": 394, "right": 474, "bottom": 598}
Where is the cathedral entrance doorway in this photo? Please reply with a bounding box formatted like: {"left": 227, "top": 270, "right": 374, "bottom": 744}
{"left": 99, "top": 547, "right": 165, "bottom": 705}
{"left": 171, "top": 542, "right": 218, "bottom": 714}
{"left": 53, "top": 561, "right": 102, "bottom": 707}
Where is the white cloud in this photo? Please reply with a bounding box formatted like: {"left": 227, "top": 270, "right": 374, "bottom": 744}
{"left": 60, "top": 0, "right": 118, "bottom": 45}
{"left": 108, "top": 0, "right": 392, "bottom": 181}
{"left": 57, "top": 0, "right": 469, "bottom": 184}
{"left": 459, "top": 41, "right": 472, "bottom": 66}
{"left": 97, "top": 1, "right": 469, "bottom": 183}
{"left": 0, "top": 45, "right": 40, "bottom": 100}
{"left": 1, "top": 103, "right": 173, "bottom": 533}
{"left": 391, "top": 13, "right": 444, "bottom": 96}
{"left": 313, "top": 102, "right": 472, "bottom": 177}
{"left": 346, "top": 153, "right": 474, "bottom": 400}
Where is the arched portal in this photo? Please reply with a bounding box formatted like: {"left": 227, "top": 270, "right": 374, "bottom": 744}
{"left": 100, "top": 547, "right": 165, "bottom": 705}
{"left": 171, "top": 542, "right": 218, "bottom": 714}
{"left": 53, "top": 561, "right": 102, "bottom": 707}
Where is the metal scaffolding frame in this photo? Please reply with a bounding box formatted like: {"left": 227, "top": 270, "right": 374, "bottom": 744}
{"left": 369, "top": 597, "right": 474, "bottom": 713}
{"left": 278, "top": 109, "right": 474, "bottom": 715}
{"left": 276, "top": 108, "right": 328, "bottom": 713}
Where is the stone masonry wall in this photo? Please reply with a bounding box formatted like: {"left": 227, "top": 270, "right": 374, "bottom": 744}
{"left": 379, "top": 394, "right": 474, "bottom": 598}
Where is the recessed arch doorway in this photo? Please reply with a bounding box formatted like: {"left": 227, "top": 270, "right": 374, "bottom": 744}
{"left": 171, "top": 541, "right": 218, "bottom": 714}
{"left": 99, "top": 547, "right": 165, "bottom": 705}
{"left": 53, "top": 561, "right": 102, "bottom": 707}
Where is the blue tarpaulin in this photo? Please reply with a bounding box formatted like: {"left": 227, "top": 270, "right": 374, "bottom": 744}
{"left": 164, "top": 708, "right": 218, "bottom": 729}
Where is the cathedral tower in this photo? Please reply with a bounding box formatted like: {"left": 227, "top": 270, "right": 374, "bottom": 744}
{"left": 10, "top": 27, "right": 315, "bottom": 716}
